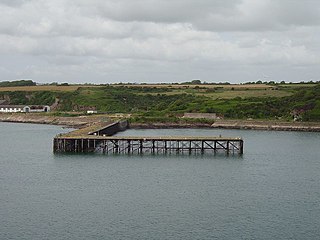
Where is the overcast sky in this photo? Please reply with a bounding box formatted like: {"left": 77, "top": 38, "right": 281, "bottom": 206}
{"left": 0, "top": 0, "right": 319, "bottom": 84}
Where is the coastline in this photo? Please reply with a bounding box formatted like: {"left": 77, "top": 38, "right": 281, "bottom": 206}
{"left": 0, "top": 113, "right": 97, "bottom": 128}
{"left": 130, "top": 121, "right": 320, "bottom": 132}
{"left": 211, "top": 119, "right": 320, "bottom": 132}
{"left": 1, "top": 113, "right": 320, "bottom": 132}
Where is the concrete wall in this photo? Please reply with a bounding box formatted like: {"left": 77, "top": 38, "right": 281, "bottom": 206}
{"left": 183, "top": 113, "right": 218, "bottom": 119}
{"left": 89, "top": 120, "right": 129, "bottom": 136}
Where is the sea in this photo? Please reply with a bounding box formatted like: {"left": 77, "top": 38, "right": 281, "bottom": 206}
{"left": 0, "top": 122, "right": 320, "bottom": 240}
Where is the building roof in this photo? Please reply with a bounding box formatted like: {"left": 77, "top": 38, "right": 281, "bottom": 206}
{"left": 29, "top": 105, "right": 49, "bottom": 109}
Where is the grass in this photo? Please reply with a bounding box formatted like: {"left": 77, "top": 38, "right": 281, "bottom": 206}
{"left": 278, "top": 84, "right": 318, "bottom": 88}
{"left": 199, "top": 89, "right": 292, "bottom": 99}
{"left": 0, "top": 83, "right": 314, "bottom": 93}
{"left": 121, "top": 83, "right": 274, "bottom": 90}
{"left": 133, "top": 87, "right": 292, "bottom": 99}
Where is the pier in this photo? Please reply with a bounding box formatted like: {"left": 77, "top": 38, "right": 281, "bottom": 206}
{"left": 53, "top": 120, "right": 243, "bottom": 155}
{"left": 54, "top": 136, "right": 243, "bottom": 155}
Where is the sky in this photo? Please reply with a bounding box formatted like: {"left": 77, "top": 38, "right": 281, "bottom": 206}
{"left": 0, "top": 0, "right": 319, "bottom": 84}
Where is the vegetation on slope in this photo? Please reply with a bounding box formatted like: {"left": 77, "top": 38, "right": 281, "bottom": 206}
{"left": 0, "top": 83, "right": 319, "bottom": 121}
{"left": 0, "top": 91, "right": 56, "bottom": 105}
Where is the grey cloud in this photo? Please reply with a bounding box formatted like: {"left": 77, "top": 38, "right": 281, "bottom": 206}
{"left": 272, "top": 0, "right": 320, "bottom": 26}
{"left": 86, "top": 0, "right": 239, "bottom": 23}
{"left": 187, "top": 0, "right": 320, "bottom": 31}
{"left": 2, "top": 0, "right": 320, "bottom": 38}
{"left": 78, "top": 0, "right": 320, "bottom": 31}
{"left": 0, "top": 0, "right": 27, "bottom": 6}
{"left": 0, "top": 0, "right": 319, "bottom": 83}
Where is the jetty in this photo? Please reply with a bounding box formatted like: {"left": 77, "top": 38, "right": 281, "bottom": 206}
{"left": 53, "top": 120, "right": 244, "bottom": 155}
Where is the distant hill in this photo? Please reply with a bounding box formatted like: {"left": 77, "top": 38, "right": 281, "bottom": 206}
{"left": 0, "top": 80, "right": 36, "bottom": 87}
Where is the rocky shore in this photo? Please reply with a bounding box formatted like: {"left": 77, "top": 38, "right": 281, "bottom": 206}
{"left": 1, "top": 113, "right": 320, "bottom": 132}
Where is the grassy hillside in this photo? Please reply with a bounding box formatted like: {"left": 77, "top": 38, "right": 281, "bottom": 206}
{"left": 0, "top": 83, "right": 319, "bottom": 121}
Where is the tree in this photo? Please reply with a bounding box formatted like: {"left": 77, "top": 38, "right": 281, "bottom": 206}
{"left": 191, "top": 79, "right": 202, "bottom": 84}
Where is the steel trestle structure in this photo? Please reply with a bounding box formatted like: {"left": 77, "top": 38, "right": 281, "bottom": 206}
{"left": 54, "top": 136, "right": 244, "bottom": 155}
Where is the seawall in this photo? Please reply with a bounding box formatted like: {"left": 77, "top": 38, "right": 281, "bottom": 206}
{"left": 1, "top": 113, "right": 320, "bottom": 132}
{"left": 0, "top": 113, "right": 121, "bottom": 128}
{"left": 211, "top": 120, "right": 320, "bottom": 132}
{"left": 129, "top": 120, "right": 320, "bottom": 132}
{"left": 88, "top": 120, "right": 129, "bottom": 136}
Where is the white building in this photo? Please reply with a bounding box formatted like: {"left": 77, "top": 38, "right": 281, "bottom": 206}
{"left": 87, "top": 110, "right": 98, "bottom": 114}
{"left": 0, "top": 105, "right": 50, "bottom": 113}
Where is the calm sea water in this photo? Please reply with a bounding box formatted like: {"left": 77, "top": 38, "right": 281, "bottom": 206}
{"left": 0, "top": 122, "right": 320, "bottom": 240}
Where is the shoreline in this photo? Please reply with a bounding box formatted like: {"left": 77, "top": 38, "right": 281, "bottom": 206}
{"left": 129, "top": 121, "right": 320, "bottom": 132}
{"left": 0, "top": 114, "right": 88, "bottom": 128}
{"left": 1, "top": 113, "right": 320, "bottom": 132}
